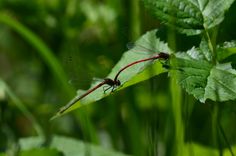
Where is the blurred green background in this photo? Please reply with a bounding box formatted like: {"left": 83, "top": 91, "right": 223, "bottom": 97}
{"left": 0, "top": 0, "right": 236, "bottom": 156}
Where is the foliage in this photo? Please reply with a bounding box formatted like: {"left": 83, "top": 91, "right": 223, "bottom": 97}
{"left": 0, "top": 0, "right": 236, "bottom": 156}
{"left": 55, "top": 0, "right": 236, "bottom": 116}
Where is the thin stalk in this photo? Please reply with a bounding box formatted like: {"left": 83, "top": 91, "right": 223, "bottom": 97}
{"left": 0, "top": 79, "right": 44, "bottom": 138}
{"left": 168, "top": 28, "right": 184, "bottom": 156}
{"left": 170, "top": 72, "right": 184, "bottom": 156}
{"left": 130, "top": 0, "right": 141, "bottom": 40}
{"left": 211, "top": 103, "right": 232, "bottom": 156}
{"left": 211, "top": 103, "right": 219, "bottom": 151}
{"left": 211, "top": 27, "right": 219, "bottom": 54}
{"left": 218, "top": 122, "right": 235, "bottom": 156}
{"left": 129, "top": 1, "right": 143, "bottom": 154}
{"left": 204, "top": 30, "right": 217, "bottom": 64}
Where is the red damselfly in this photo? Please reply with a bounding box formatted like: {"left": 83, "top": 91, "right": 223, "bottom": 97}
{"left": 57, "top": 43, "right": 169, "bottom": 115}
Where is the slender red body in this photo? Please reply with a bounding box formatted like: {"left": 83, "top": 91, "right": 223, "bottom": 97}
{"left": 114, "top": 52, "right": 169, "bottom": 82}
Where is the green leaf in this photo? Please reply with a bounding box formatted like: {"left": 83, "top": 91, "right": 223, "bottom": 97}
{"left": 19, "top": 136, "right": 129, "bottom": 156}
{"left": 171, "top": 50, "right": 213, "bottom": 102}
{"left": 196, "top": 0, "right": 235, "bottom": 28}
{"left": 52, "top": 29, "right": 171, "bottom": 118}
{"left": 143, "top": 0, "right": 235, "bottom": 35}
{"left": 173, "top": 48, "right": 236, "bottom": 102}
{"left": 204, "top": 63, "right": 236, "bottom": 102}
{"left": 199, "top": 37, "right": 212, "bottom": 61}
{"left": 143, "top": 0, "right": 203, "bottom": 35}
{"left": 217, "top": 40, "right": 236, "bottom": 61}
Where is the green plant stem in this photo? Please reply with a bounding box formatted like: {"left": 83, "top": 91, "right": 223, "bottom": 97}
{"left": 218, "top": 122, "right": 235, "bottom": 156}
{"left": 0, "top": 79, "right": 44, "bottom": 138}
{"left": 130, "top": 0, "right": 140, "bottom": 40}
{"left": 204, "top": 30, "right": 217, "bottom": 64}
{"left": 211, "top": 103, "right": 219, "bottom": 149}
{"left": 168, "top": 28, "right": 184, "bottom": 156}
{"left": 211, "top": 103, "right": 235, "bottom": 156}
{"left": 170, "top": 72, "right": 184, "bottom": 156}
{"left": 211, "top": 27, "right": 219, "bottom": 54}
{"left": 0, "top": 13, "right": 74, "bottom": 99}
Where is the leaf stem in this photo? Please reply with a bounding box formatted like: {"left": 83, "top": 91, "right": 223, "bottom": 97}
{"left": 204, "top": 30, "right": 217, "bottom": 64}
{"left": 168, "top": 28, "right": 184, "bottom": 156}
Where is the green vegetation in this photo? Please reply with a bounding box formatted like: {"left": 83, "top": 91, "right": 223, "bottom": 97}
{"left": 0, "top": 0, "right": 236, "bottom": 155}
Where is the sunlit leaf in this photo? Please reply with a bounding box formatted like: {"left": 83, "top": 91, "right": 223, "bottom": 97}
{"left": 52, "top": 29, "right": 171, "bottom": 118}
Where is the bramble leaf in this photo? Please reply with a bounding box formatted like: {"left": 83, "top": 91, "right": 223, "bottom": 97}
{"left": 171, "top": 50, "right": 213, "bottom": 102}
{"left": 173, "top": 48, "right": 236, "bottom": 102}
{"left": 204, "top": 63, "right": 236, "bottom": 102}
{"left": 143, "top": 0, "right": 235, "bottom": 35}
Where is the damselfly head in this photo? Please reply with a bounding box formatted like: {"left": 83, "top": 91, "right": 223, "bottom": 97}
{"left": 116, "top": 79, "right": 121, "bottom": 86}
{"left": 159, "top": 52, "right": 170, "bottom": 59}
